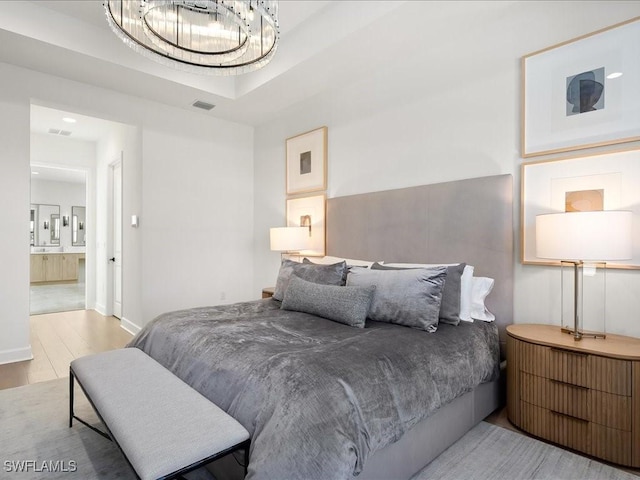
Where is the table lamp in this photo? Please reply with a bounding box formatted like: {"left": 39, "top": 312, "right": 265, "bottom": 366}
{"left": 270, "top": 227, "right": 310, "bottom": 260}
{"left": 535, "top": 210, "right": 632, "bottom": 340}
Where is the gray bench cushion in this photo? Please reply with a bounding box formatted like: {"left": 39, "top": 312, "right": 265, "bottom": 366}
{"left": 71, "top": 348, "right": 249, "bottom": 480}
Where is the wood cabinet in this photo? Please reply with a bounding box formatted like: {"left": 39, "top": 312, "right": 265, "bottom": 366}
{"left": 30, "top": 253, "right": 83, "bottom": 283}
{"left": 62, "top": 254, "right": 79, "bottom": 281}
{"left": 507, "top": 324, "right": 640, "bottom": 467}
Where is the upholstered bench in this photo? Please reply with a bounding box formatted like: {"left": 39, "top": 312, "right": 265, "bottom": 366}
{"left": 69, "top": 348, "right": 250, "bottom": 480}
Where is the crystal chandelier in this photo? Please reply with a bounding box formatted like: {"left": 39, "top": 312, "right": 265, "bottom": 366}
{"left": 104, "top": 1, "right": 279, "bottom": 75}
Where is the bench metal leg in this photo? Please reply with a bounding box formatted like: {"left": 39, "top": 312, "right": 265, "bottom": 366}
{"left": 244, "top": 443, "right": 249, "bottom": 477}
{"left": 69, "top": 369, "right": 74, "bottom": 428}
{"left": 69, "top": 367, "right": 111, "bottom": 441}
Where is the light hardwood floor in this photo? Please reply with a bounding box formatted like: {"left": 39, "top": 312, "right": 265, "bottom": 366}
{"left": 0, "top": 310, "right": 132, "bottom": 390}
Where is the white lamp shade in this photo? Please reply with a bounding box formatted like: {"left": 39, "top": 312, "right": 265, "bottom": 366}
{"left": 270, "top": 227, "right": 310, "bottom": 252}
{"left": 536, "top": 211, "right": 632, "bottom": 261}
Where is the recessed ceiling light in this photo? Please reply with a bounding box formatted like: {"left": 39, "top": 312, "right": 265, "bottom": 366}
{"left": 32, "top": 171, "right": 39, "bottom": 175}
{"left": 606, "top": 72, "right": 623, "bottom": 79}
{"left": 62, "top": 117, "right": 77, "bottom": 123}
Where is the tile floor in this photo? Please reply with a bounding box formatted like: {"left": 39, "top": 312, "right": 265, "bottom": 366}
{"left": 29, "top": 262, "right": 85, "bottom": 315}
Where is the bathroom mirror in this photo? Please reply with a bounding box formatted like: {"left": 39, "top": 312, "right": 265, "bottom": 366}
{"left": 51, "top": 214, "right": 60, "bottom": 243}
{"left": 30, "top": 204, "right": 60, "bottom": 246}
{"left": 72, "top": 206, "right": 86, "bottom": 246}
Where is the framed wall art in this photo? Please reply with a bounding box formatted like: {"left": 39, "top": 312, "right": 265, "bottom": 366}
{"left": 521, "top": 147, "right": 640, "bottom": 269}
{"left": 522, "top": 17, "right": 640, "bottom": 157}
{"left": 286, "top": 126, "right": 327, "bottom": 195}
{"left": 286, "top": 194, "right": 326, "bottom": 257}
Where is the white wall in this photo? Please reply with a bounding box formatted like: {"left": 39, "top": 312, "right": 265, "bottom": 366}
{"left": 0, "top": 61, "right": 254, "bottom": 363}
{"left": 0, "top": 98, "right": 31, "bottom": 364}
{"left": 253, "top": 2, "right": 640, "bottom": 338}
{"left": 141, "top": 121, "right": 254, "bottom": 321}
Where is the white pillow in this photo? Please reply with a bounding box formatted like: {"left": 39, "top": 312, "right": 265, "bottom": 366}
{"left": 310, "top": 256, "right": 378, "bottom": 268}
{"left": 383, "top": 263, "right": 475, "bottom": 323}
{"left": 469, "top": 276, "right": 495, "bottom": 322}
{"left": 459, "top": 265, "right": 475, "bottom": 322}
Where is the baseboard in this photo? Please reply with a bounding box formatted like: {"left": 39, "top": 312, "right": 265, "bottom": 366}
{"left": 95, "top": 303, "right": 107, "bottom": 316}
{"left": 0, "top": 346, "right": 34, "bottom": 365}
{"left": 120, "top": 317, "right": 141, "bottom": 336}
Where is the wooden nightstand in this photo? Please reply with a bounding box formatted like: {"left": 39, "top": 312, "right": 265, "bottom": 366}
{"left": 262, "top": 287, "right": 275, "bottom": 299}
{"left": 507, "top": 324, "right": 640, "bottom": 467}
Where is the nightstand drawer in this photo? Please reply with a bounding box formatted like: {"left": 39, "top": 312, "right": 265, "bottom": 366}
{"left": 520, "top": 372, "right": 630, "bottom": 428}
{"left": 591, "top": 423, "right": 632, "bottom": 465}
{"left": 591, "top": 390, "right": 631, "bottom": 431}
{"left": 521, "top": 401, "right": 591, "bottom": 454}
{"left": 548, "top": 347, "right": 589, "bottom": 388}
{"left": 548, "top": 379, "right": 590, "bottom": 420}
{"left": 549, "top": 408, "right": 591, "bottom": 454}
{"left": 521, "top": 372, "right": 589, "bottom": 420}
{"left": 589, "top": 356, "right": 632, "bottom": 396}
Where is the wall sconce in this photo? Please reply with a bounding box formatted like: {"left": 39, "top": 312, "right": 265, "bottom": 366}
{"left": 63, "top": 215, "right": 69, "bottom": 227}
{"left": 43, "top": 220, "right": 49, "bottom": 230}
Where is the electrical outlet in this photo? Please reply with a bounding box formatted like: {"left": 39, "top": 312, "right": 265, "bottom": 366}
{"left": 220, "top": 291, "right": 226, "bottom": 301}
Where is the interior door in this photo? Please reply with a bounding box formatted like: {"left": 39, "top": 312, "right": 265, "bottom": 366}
{"left": 112, "top": 160, "right": 123, "bottom": 319}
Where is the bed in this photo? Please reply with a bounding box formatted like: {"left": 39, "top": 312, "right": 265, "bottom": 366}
{"left": 129, "top": 174, "right": 514, "bottom": 480}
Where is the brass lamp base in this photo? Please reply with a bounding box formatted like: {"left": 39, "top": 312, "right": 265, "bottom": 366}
{"left": 561, "top": 325, "right": 606, "bottom": 340}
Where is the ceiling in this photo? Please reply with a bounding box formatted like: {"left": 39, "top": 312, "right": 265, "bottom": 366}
{"left": 0, "top": 0, "right": 407, "bottom": 128}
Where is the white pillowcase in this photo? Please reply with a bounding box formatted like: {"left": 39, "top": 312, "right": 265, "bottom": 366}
{"left": 469, "top": 276, "right": 495, "bottom": 322}
{"left": 459, "top": 265, "right": 474, "bottom": 322}
{"left": 311, "top": 256, "right": 379, "bottom": 268}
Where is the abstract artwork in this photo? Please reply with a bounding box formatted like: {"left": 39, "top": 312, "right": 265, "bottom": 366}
{"left": 521, "top": 147, "right": 640, "bottom": 268}
{"left": 286, "top": 127, "right": 327, "bottom": 195}
{"left": 566, "top": 67, "right": 605, "bottom": 116}
{"left": 522, "top": 17, "right": 640, "bottom": 157}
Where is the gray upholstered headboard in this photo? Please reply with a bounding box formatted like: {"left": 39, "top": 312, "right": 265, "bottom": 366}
{"left": 326, "top": 174, "right": 514, "bottom": 347}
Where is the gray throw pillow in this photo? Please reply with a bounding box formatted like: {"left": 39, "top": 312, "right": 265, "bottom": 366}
{"left": 273, "top": 259, "right": 348, "bottom": 301}
{"left": 281, "top": 275, "right": 375, "bottom": 328}
{"left": 371, "top": 262, "right": 466, "bottom": 326}
{"left": 347, "top": 267, "right": 447, "bottom": 332}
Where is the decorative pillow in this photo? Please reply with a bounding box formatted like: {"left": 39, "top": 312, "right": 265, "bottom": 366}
{"left": 281, "top": 275, "right": 375, "bottom": 328}
{"left": 381, "top": 262, "right": 474, "bottom": 323}
{"left": 273, "top": 258, "right": 348, "bottom": 301}
{"left": 346, "top": 267, "right": 447, "bottom": 332}
{"left": 371, "top": 262, "right": 466, "bottom": 326}
{"left": 470, "top": 276, "right": 495, "bottom": 322}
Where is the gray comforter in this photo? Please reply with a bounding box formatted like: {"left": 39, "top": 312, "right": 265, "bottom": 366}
{"left": 129, "top": 299, "right": 499, "bottom": 480}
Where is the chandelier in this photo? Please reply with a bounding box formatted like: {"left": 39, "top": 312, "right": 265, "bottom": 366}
{"left": 104, "top": 1, "right": 280, "bottom": 75}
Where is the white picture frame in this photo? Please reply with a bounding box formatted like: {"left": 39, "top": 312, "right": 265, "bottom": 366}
{"left": 521, "top": 147, "right": 640, "bottom": 269}
{"left": 286, "top": 127, "right": 327, "bottom": 195}
{"left": 522, "top": 17, "right": 640, "bottom": 157}
{"left": 286, "top": 194, "right": 326, "bottom": 257}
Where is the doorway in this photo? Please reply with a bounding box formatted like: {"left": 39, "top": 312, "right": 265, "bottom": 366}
{"left": 29, "top": 165, "right": 87, "bottom": 315}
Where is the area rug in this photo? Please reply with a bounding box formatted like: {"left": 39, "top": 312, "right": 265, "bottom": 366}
{"left": 1, "top": 379, "right": 638, "bottom": 479}
{"left": 412, "top": 420, "right": 638, "bottom": 480}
